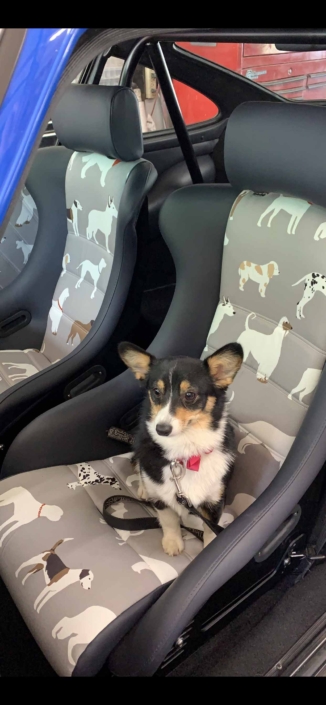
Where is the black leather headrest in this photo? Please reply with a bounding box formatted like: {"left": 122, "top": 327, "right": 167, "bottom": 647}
{"left": 225, "top": 102, "right": 326, "bottom": 209}
{"left": 53, "top": 84, "right": 143, "bottom": 161}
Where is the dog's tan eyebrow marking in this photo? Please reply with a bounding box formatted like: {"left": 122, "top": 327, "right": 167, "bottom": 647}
{"left": 155, "top": 379, "right": 165, "bottom": 392}
{"left": 148, "top": 390, "right": 162, "bottom": 415}
{"left": 204, "top": 396, "right": 216, "bottom": 413}
{"left": 180, "top": 380, "right": 191, "bottom": 393}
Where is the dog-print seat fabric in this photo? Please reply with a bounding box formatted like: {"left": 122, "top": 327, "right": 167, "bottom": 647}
{"left": 0, "top": 188, "right": 38, "bottom": 289}
{"left": 201, "top": 190, "right": 326, "bottom": 524}
{"left": 2, "top": 189, "right": 326, "bottom": 677}
{"left": 0, "top": 456, "right": 202, "bottom": 677}
{"left": 0, "top": 151, "right": 143, "bottom": 391}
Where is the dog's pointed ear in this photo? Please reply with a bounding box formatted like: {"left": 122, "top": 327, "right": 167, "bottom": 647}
{"left": 204, "top": 343, "right": 243, "bottom": 388}
{"left": 118, "top": 342, "right": 155, "bottom": 380}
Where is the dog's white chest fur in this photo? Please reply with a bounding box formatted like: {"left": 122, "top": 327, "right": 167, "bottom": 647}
{"left": 143, "top": 447, "right": 231, "bottom": 516}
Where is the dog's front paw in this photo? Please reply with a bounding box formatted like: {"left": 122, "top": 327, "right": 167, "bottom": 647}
{"left": 137, "top": 483, "right": 149, "bottom": 501}
{"left": 162, "top": 533, "right": 184, "bottom": 556}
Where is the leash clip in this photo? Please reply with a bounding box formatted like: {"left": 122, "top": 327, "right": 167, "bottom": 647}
{"left": 170, "top": 460, "right": 186, "bottom": 497}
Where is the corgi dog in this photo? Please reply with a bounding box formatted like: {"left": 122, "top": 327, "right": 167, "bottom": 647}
{"left": 118, "top": 342, "right": 243, "bottom": 556}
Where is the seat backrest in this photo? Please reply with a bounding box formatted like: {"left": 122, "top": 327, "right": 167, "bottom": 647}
{"left": 201, "top": 102, "right": 326, "bottom": 525}
{"left": 0, "top": 188, "right": 38, "bottom": 288}
{"left": 39, "top": 84, "right": 149, "bottom": 364}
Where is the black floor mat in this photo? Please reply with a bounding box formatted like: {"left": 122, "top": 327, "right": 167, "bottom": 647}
{"left": 169, "top": 562, "right": 326, "bottom": 677}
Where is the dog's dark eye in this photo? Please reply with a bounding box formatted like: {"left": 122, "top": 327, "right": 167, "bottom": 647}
{"left": 184, "top": 391, "right": 196, "bottom": 403}
{"left": 152, "top": 388, "right": 161, "bottom": 398}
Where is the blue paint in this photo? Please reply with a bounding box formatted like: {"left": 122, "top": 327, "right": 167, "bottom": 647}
{"left": 0, "top": 28, "right": 87, "bottom": 226}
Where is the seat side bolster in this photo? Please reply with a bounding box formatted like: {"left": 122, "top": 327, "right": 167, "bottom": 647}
{"left": 108, "top": 367, "right": 326, "bottom": 676}
{"left": 2, "top": 184, "right": 238, "bottom": 475}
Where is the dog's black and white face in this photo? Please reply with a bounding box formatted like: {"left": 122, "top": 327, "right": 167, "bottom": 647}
{"left": 118, "top": 342, "right": 243, "bottom": 452}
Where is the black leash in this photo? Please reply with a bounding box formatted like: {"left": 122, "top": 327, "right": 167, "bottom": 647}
{"left": 102, "top": 493, "right": 223, "bottom": 542}
{"left": 103, "top": 441, "right": 224, "bottom": 542}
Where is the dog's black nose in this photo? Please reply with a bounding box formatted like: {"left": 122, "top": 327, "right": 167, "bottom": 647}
{"left": 156, "top": 423, "right": 172, "bottom": 436}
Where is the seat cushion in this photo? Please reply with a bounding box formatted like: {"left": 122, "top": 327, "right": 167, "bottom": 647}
{"left": 0, "top": 454, "right": 202, "bottom": 676}
{"left": 0, "top": 348, "right": 50, "bottom": 393}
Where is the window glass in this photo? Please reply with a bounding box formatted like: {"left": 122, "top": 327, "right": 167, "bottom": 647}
{"left": 176, "top": 42, "right": 326, "bottom": 101}
{"left": 99, "top": 54, "right": 218, "bottom": 132}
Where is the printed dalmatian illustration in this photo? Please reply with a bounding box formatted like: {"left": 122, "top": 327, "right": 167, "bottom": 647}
{"left": 292, "top": 272, "right": 326, "bottom": 319}
{"left": 238, "top": 260, "right": 279, "bottom": 297}
{"left": 67, "top": 462, "right": 122, "bottom": 490}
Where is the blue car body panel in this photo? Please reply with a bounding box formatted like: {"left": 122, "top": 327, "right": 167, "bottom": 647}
{"left": 0, "top": 28, "right": 87, "bottom": 226}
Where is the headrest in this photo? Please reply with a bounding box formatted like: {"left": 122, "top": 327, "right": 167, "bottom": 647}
{"left": 53, "top": 84, "right": 143, "bottom": 161}
{"left": 224, "top": 102, "right": 326, "bottom": 209}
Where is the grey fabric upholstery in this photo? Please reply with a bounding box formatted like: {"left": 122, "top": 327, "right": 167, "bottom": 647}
{"left": 0, "top": 189, "right": 38, "bottom": 289}
{"left": 2, "top": 186, "right": 238, "bottom": 473}
{"left": 2, "top": 102, "right": 326, "bottom": 678}
{"left": 0, "top": 457, "right": 202, "bottom": 676}
{"left": 53, "top": 84, "right": 143, "bottom": 161}
{"left": 0, "top": 86, "right": 156, "bottom": 436}
{"left": 201, "top": 190, "right": 326, "bottom": 524}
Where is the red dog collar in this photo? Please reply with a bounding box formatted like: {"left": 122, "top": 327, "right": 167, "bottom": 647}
{"left": 177, "top": 449, "right": 213, "bottom": 472}
{"left": 38, "top": 503, "right": 46, "bottom": 517}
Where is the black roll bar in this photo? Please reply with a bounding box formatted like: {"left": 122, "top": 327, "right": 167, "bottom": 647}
{"left": 120, "top": 39, "right": 203, "bottom": 185}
